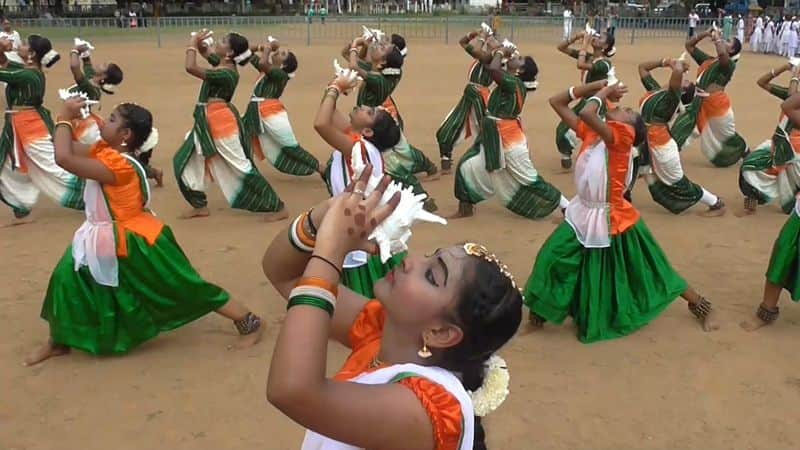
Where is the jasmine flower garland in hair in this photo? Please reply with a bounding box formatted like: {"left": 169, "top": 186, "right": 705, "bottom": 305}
{"left": 469, "top": 355, "right": 511, "bottom": 417}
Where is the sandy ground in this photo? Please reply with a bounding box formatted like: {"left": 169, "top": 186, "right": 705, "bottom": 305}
{"left": 3, "top": 34, "right": 800, "bottom": 450}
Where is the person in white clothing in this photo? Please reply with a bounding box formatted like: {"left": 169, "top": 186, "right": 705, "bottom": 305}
{"left": 262, "top": 168, "right": 523, "bottom": 450}
{"left": 751, "top": 15, "right": 763, "bottom": 52}
{"left": 737, "top": 15, "right": 745, "bottom": 45}
{"left": 563, "top": 8, "right": 573, "bottom": 40}
{"left": 764, "top": 18, "right": 775, "bottom": 53}
{"left": 0, "top": 19, "right": 21, "bottom": 50}
{"left": 790, "top": 19, "right": 799, "bottom": 57}
{"left": 688, "top": 10, "right": 699, "bottom": 37}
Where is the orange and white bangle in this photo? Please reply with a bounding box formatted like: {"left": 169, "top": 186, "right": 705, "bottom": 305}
{"left": 298, "top": 276, "right": 338, "bottom": 298}
{"left": 289, "top": 212, "right": 316, "bottom": 252}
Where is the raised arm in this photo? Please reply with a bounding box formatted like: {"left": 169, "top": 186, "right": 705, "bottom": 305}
{"left": 757, "top": 63, "right": 793, "bottom": 96}
{"left": 487, "top": 47, "right": 508, "bottom": 86}
{"left": 638, "top": 59, "right": 665, "bottom": 81}
{"left": 557, "top": 32, "right": 582, "bottom": 58}
{"left": 53, "top": 98, "right": 113, "bottom": 184}
{"left": 578, "top": 83, "right": 628, "bottom": 146}
{"left": 313, "top": 74, "right": 360, "bottom": 156}
{"left": 685, "top": 28, "right": 713, "bottom": 63}
{"left": 781, "top": 91, "right": 800, "bottom": 126}
{"left": 69, "top": 45, "right": 87, "bottom": 84}
{"left": 185, "top": 32, "right": 210, "bottom": 79}
{"left": 548, "top": 80, "right": 608, "bottom": 131}
{"left": 250, "top": 44, "right": 274, "bottom": 73}
{"left": 347, "top": 39, "right": 370, "bottom": 80}
{"left": 266, "top": 172, "right": 435, "bottom": 450}
{"left": 575, "top": 33, "right": 594, "bottom": 71}
{"left": 667, "top": 59, "right": 687, "bottom": 92}
{"left": 712, "top": 31, "right": 732, "bottom": 69}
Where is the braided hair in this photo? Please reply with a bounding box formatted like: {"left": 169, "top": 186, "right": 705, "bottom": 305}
{"left": 365, "top": 110, "right": 400, "bottom": 151}
{"left": 435, "top": 257, "right": 523, "bottom": 450}
{"left": 116, "top": 103, "right": 153, "bottom": 159}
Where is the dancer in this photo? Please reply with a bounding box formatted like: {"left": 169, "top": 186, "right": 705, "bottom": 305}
{"left": 347, "top": 34, "right": 438, "bottom": 211}
{"left": 742, "top": 92, "right": 800, "bottom": 330}
{"left": 672, "top": 27, "right": 747, "bottom": 167}
{"left": 174, "top": 30, "right": 286, "bottom": 220}
{"left": 314, "top": 67, "right": 404, "bottom": 297}
{"left": 0, "top": 35, "right": 85, "bottom": 224}
{"left": 242, "top": 38, "right": 322, "bottom": 178}
{"left": 555, "top": 29, "right": 616, "bottom": 169}
{"left": 25, "top": 99, "right": 263, "bottom": 366}
{"left": 637, "top": 57, "right": 726, "bottom": 216}
{"left": 739, "top": 63, "right": 800, "bottom": 215}
{"left": 436, "top": 29, "right": 493, "bottom": 175}
{"left": 67, "top": 43, "right": 123, "bottom": 145}
{"left": 262, "top": 167, "right": 522, "bottom": 450}
{"left": 453, "top": 45, "right": 568, "bottom": 219}
{"left": 524, "top": 80, "right": 718, "bottom": 343}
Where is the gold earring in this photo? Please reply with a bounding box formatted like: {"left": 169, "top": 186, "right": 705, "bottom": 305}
{"left": 121, "top": 141, "right": 127, "bottom": 147}
{"left": 417, "top": 342, "right": 432, "bottom": 359}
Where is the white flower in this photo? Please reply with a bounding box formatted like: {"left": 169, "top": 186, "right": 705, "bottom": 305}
{"left": 469, "top": 355, "right": 510, "bottom": 417}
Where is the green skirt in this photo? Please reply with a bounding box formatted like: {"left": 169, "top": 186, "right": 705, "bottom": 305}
{"left": 524, "top": 219, "right": 688, "bottom": 343}
{"left": 766, "top": 212, "right": 800, "bottom": 301}
{"left": 342, "top": 252, "right": 405, "bottom": 298}
{"left": 41, "top": 227, "right": 230, "bottom": 355}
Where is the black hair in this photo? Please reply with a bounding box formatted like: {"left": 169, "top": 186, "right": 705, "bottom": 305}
{"left": 282, "top": 51, "right": 298, "bottom": 74}
{"left": 603, "top": 34, "right": 616, "bottom": 57}
{"left": 28, "top": 35, "right": 59, "bottom": 68}
{"left": 103, "top": 63, "right": 124, "bottom": 88}
{"left": 365, "top": 110, "right": 401, "bottom": 151}
{"left": 385, "top": 47, "right": 404, "bottom": 70}
{"left": 116, "top": 103, "right": 153, "bottom": 155}
{"left": 518, "top": 56, "right": 538, "bottom": 90}
{"left": 390, "top": 33, "right": 406, "bottom": 55}
{"left": 730, "top": 37, "right": 742, "bottom": 57}
{"left": 227, "top": 32, "right": 250, "bottom": 66}
{"left": 436, "top": 257, "right": 523, "bottom": 450}
{"left": 632, "top": 114, "right": 647, "bottom": 147}
{"left": 681, "top": 82, "right": 696, "bottom": 106}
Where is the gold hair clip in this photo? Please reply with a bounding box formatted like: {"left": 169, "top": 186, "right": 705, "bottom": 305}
{"left": 463, "top": 243, "right": 522, "bottom": 295}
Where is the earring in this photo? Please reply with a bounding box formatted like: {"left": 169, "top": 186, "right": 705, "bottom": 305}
{"left": 417, "top": 342, "right": 432, "bottom": 359}
{"left": 121, "top": 141, "right": 127, "bottom": 147}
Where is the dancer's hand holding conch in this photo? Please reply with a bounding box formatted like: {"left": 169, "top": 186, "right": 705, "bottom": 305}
{"left": 331, "top": 60, "right": 360, "bottom": 94}
{"left": 602, "top": 82, "right": 628, "bottom": 101}
{"left": 315, "top": 165, "right": 401, "bottom": 259}
{"left": 267, "top": 35, "right": 280, "bottom": 51}
{"left": 59, "top": 96, "right": 88, "bottom": 121}
{"left": 189, "top": 29, "right": 213, "bottom": 49}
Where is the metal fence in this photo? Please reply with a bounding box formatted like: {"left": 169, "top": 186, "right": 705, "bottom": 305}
{"left": 14, "top": 15, "right": 720, "bottom": 47}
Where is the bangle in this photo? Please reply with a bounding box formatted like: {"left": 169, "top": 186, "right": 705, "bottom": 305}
{"left": 288, "top": 295, "right": 334, "bottom": 317}
{"left": 492, "top": 49, "right": 504, "bottom": 58}
{"left": 326, "top": 84, "right": 341, "bottom": 94}
{"left": 309, "top": 254, "right": 343, "bottom": 279}
{"left": 661, "top": 58, "right": 667, "bottom": 67}
{"left": 70, "top": 49, "right": 79, "bottom": 55}
{"left": 186, "top": 47, "right": 197, "bottom": 53}
{"left": 586, "top": 96, "right": 603, "bottom": 109}
{"left": 791, "top": 77, "right": 800, "bottom": 83}
{"left": 289, "top": 213, "right": 316, "bottom": 253}
{"left": 55, "top": 120, "right": 73, "bottom": 130}
{"left": 771, "top": 69, "right": 776, "bottom": 77}
{"left": 568, "top": 86, "right": 576, "bottom": 101}
{"left": 349, "top": 47, "right": 360, "bottom": 54}
{"left": 297, "top": 276, "right": 338, "bottom": 298}
{"left": 306, "top": 208, "right": 318, "bottom": 237}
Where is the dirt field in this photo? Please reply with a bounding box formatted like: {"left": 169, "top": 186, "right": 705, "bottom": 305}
{"left": 2, "top": 34, "right": 800, "bottom": 450}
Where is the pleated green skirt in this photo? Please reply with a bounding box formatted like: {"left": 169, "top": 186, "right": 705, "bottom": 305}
{"left": 342, "top": 253, "right": 406, "bottom": 298}
{"left": 766, "top": 212, "right": 800, "bottom": 301}
{"left": 524, "top": 220, "right": 688, "bottom": 343}
{"left": 41, "top": 227, "right": 230, "bottom": 355}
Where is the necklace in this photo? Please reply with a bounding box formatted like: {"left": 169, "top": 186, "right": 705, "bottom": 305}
{"left": 369, "top": 355, "right": 383, "bottom": 369}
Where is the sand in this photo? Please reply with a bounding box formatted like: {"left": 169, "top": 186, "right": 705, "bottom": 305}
{"left": 2, "top": 34, "right": 800, "bottom": 450}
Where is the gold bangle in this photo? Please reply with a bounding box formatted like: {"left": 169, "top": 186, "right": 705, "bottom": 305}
{"left": 55, "top": 120, "right": 73, "bottom": 130}
{"left": 186, "top": 47, "right": 197, "bottom": 53}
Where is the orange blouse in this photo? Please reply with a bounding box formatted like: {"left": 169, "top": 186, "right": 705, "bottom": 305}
{"left": 91, "top": 143, "right": 164, "bottom": 257}
{"left": 334, "top": 301, "right": 464, "bottom": 450}
{"left": 576, "top": 120, "right": 640, "bottom": 235}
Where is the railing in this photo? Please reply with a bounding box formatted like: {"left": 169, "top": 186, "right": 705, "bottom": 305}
{"left": 14, "top": 15, "right": 720, "bottom": 47}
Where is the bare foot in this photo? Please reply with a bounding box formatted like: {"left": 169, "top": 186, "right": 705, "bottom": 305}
{"left": 230, "top": 325, "right": 264, "bottom": 350}
{"left": 740, "top": 317, "right": 772, "bottom": 332}
{"left": 3, "top": 215, "right": 34, "bottom": 227}
{"left": 153, "top": 169, "right": 164, "bottom": 188}
{"left": 262, "top": 208, "right": 289, "bottom": 223}
{"left": 734, "top": 208, "right": 756, "bottom": 218}
{"left": 180, "top": 207, "right": 210, "bottom": 219}
{"left": 440, "top": 167, "right": 452, "bottom": 176}
{"left": 24, "top": 340, "right": 69, "bottom": 366}
{"left": 699, "top": 205, "right": 726, "bottom": 217}
{"left": 423, "top": 172, "right": 441, "bottom": 182}
{"left": 701, "top": 309, "right": 720, "bottom": 332}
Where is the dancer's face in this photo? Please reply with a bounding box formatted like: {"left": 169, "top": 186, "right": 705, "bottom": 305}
{"left": 374, "top": 246, "right": 470, "bottom": 347}
{"left": 367, "top": 41, "right": 393, "bottom": 65}
{"left": 349, "top": 105, "right": 378, "bottom": 131}
{"left": 607, "top": 107, "right": 639, "bottom": 128}
{"left": 101, "top": 107, "right": 133, "bottom": 148}
{"left": 591, "top": 32, "right": 609, "bottom": 51}
{"left": 271, "top": 48, "right": 289, "bottom": 67}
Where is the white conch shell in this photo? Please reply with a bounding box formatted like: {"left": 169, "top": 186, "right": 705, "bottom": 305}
{"left": 267, "top": 35, "right": 277, "bottom": 43}
{"left": 501, "top": 38, "right": 517, "bottom": 52}
{"left": 58, "top": 88, "right": 99, "bottom": 119}
{"left": 4, "top": 51, "right": 22, "bottom": 64}
{"left": 790, "top": 56, "right": 800, "bottom": 68}
{"left": 333, "top": 59, "right": 362, "bottom": 85}
{"left": 585, "top": 22, "right": 598, "bottom": 37}
{"left": 678, "top": 51, "right": 688, "bottom": 62}
{"left": 480, "top": 22, "right": 494, "bottom": 35}
{"left": 361, "top": 25, "right": 385, "bottom": 42}
{"left": 73, "top": 37, "right": 94, "bottom": 58}
{"left": 190, "top": 30, "right": 214, "bottom": 48}
{"left": 368, "top": 182, "right": 447, "bottom": 263}
{"left": 607, "top": 66, "right": 620, "bottom": 86}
